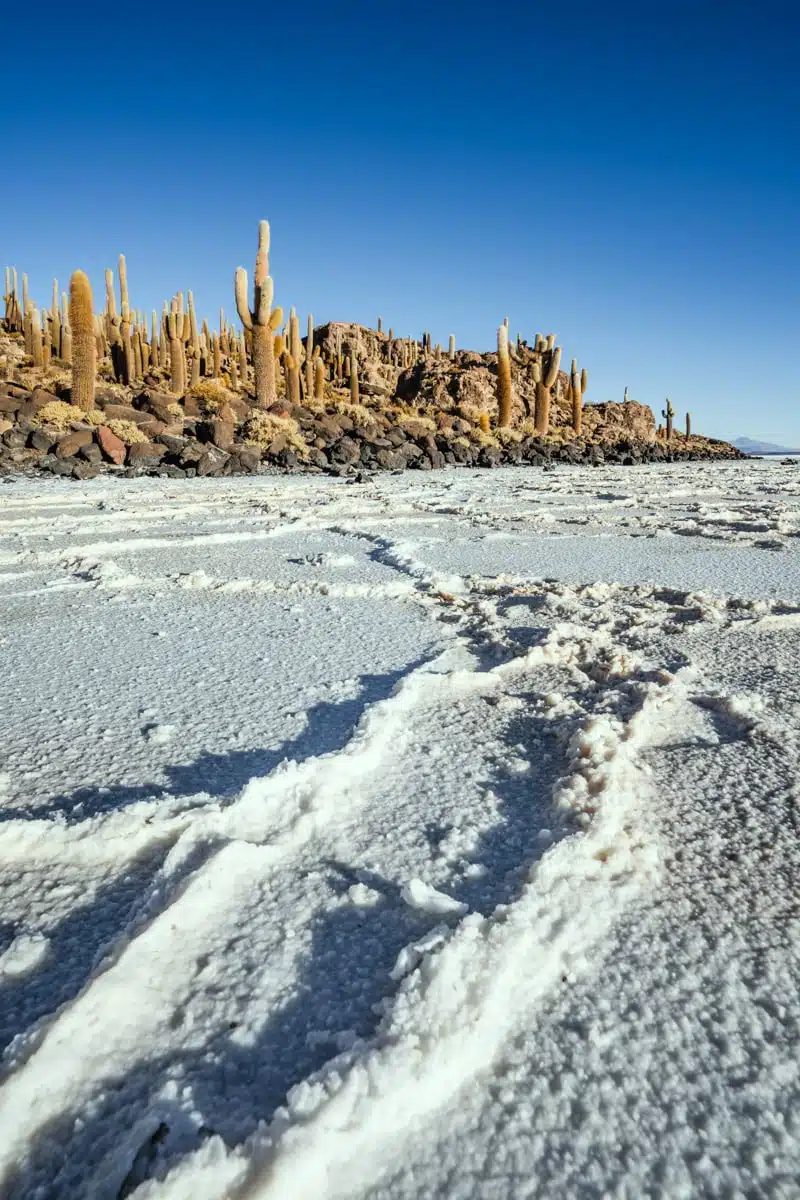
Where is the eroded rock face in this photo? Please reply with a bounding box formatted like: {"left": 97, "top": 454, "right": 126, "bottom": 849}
{"left": 581, "top": 401, "right": 656, "bottom": 444}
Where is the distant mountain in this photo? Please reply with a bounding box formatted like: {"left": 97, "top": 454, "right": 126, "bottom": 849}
{"left": 733, "top": 437, "right": 800, "bottom": 455}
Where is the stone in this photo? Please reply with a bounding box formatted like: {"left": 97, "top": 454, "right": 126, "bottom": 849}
{"left": 29, "top": 429, "right": 58, "bottom": 454}
{"left": 31, "top": 387, "right": 61, "bottom": 409}
{"left": 0, "top": 395, "right": 23, "bottom": 415}
{"left": 135, "top": 390, "right": 176, "bottom": 423}
{"left": 79, "top": 442, "right": 104, "bottom": 465}
{"left": 101, "top": 403, "right": 151, "bottom": 425}
{"left": 0, "top": 419, "right": 12, "bottom": 435}
{"left": 72, "top": 460, "right": 99, "bottom": 480}
{"left": 42, "top": 456, "right": 77, "bottom": 477}
{"left": 183, "top": 394, "right": 202, "bottom": 417}
{"left": 376, "top": 448, "right": 407, "bottom": 471}
{"left": 231, "top": 445, "right": 262, "bottom": 473}
{"left": 330, "top": 436, "right": 360, "bottom": 465}
{"left": 96, "top": 426, "right": 127, "bottom": 465}
{"left": 210, "top": 419, "right": 235, "bottom": 450}
{"left": 196, "top": 446, "right": 230, "bottom": 476}
{"left": 156, "top": 434, "right": 189, "bottom": 456}
{"left": 55, "top": 429, "right": 94, "bottom": 458}
{"left": 126, "top": 442, "right": 166, "bottom": 464}
{"left": 179, "top": 439, "right": 206, "bottom": 466}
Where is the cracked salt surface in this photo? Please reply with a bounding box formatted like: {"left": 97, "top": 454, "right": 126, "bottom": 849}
{"left": 0, "top": 460, "right": 799, "bottom": 1198}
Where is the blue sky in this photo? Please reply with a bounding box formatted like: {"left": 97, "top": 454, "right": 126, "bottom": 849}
{"left": 3, "top": 0, "right": 798, "bottom": 441}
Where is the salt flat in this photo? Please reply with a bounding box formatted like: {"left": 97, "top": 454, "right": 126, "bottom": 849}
{"left": 1, "top": 460, "right": 799, "bottom": 1199}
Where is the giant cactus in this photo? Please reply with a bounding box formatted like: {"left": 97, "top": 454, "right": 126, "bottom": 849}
{"left": 166, "top": 297, "right": 190, "bottom": 395}
{"left": 662, "top": 399, "right": 675, "bottom": 442}
{"left": 305, "top": 314, "right": 314, "bottom": 400}
{"left": 532, "top": 339, "right": 562, "bottom": 435}
{"left": 496, "top": 324, "right": 513, "bottom": 427}
{"left": 69, "top": 271, "right": 95, "bottom": 411}
{"left": 235, "top": 220, "right": 283, "bottom": 407}
{"left": 570, "top": 358, "right": 588, "bottom": 436}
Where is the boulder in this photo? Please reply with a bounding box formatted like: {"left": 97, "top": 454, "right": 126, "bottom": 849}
{"left": 56, "top": 429, "right": 94, "bottom": 458}
{"left": 196, "top": 446, "right": 230, "bottom": 476}
{"left": 126, "top": 442, "right": 166, "bottom": 465}
{"left": 96, "top": 426, "right": 127, "bottom": 465}
{"left": 102, "top": 403, "right": 152, "bottom": 425}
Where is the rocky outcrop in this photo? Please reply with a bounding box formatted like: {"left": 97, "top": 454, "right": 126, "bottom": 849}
{"left": 0, "top": 323, "right": 742, "bottom": 481}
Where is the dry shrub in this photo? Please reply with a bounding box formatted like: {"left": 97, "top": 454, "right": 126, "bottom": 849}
{"left": 33, "top": 401, "right": 104, "bottom": 430}
{"left": 328, "top": 399, "right": 376, "bottom": 426}
{"left": 106, "top": 419, "right": 149, "bottom": 445}
{"left": 190, "top": 379, "right": 238, "bottom": 414}
{"left": 242, "top": 411, "right": 308, "bottom": 456}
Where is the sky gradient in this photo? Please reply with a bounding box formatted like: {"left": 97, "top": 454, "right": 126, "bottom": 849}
{"left": 3, "top": 0, "right": 798, "bottom": 441}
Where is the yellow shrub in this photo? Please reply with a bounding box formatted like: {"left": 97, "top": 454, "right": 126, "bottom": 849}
{"left": 33, "top": 401, "right": 104, "bottom": 430}
{"left": 190, "top": 379, "right": 237, "bottom": 414}
{"left": 242, "top": 411, "right": 307, "bottom": 456}
{"left": 106, "top": 419, "right": 149, "bottom": 445}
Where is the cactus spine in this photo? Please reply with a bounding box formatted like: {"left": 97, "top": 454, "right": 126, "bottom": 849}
{"left": 235, "top": 220, "right": 282, "bottom": 408}
{"left": 496, "top": 324, "right": 513, "bottom": 427}
{"left": 69, "top": 271, "right": 96, "bottom": 412}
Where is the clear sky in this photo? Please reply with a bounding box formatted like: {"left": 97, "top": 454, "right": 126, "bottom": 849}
{"left": 3, "top": 0, "right": 798, "bottom": 442}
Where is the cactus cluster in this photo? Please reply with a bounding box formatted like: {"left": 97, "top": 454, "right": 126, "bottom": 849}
{"left": 1, "top": 220, "right": 612, "bottom": 449}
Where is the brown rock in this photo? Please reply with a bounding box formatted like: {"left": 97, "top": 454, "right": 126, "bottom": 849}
{"left": 127, "top": 442, "right": 166, "bottom": 464}
{"left": 56, "top": 429, "right": 94, "bottom": 458}
{"left": 29, "top": 429, "right": 58, "bottom": 454}
{"left": 101, "top": 403, "right": 151, "bottom": 425}
{"left": 31, "top": 387, "right": 61, "bottom": 409}
{"left": 0, "top": 395, "right": 23, "bottom": 415}
{"left": 227, "top": 397, "right": 250, "bottom": 423}
{"left": 72, "top": 460, "right": 99, "bottom": 480}
{"left": 183, "top": 394, "right": 201, "bottom": 417}
{"left": 136, "top": 390, "right": 176, "bottom": 423}
{"left": 96, "top": 425, "right": 126, "bottom": 465}
{"left": 0, "top": 419, "right": 12, "bottom": 435}
{"left": 213, "top": 419, "right": 235, "bottom": 450}
{"left": 197, "top": 446, "right": 230, "bottom": 476}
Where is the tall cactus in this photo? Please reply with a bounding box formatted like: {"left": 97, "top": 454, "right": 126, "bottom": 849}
{"left": 31, "top": 308, "right": 43, "bottom": 368}
{"left": 350, "top": 353, "right": 359, "bottom": 405}
{"left": 570, "top": 358, "right": 588, "bottom": 436}
{"left": 69, "top": 271, "right": 96, "bottom": 412}
{"left": 533, "top": 339, "right": 562, "bottom": 435}
{"left": 305, "top": 314, "right": 314, "bottom": 400}
{"left": 235, "top": 220, "right": 283, "bottom": 407}
{"left": 166, "top": 297, "right": 190, "bottom": 395}
{"left": 496, "top": 324, "right": 513, "bottom": 427}
{"left": 685, "top": 411, "right": 691, "bottom": 439}
{"left": 662, "top": 399, "right": 675, "bottom": 442}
